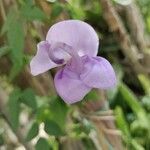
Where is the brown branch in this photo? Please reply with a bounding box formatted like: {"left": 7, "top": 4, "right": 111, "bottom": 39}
{"left": 92, "top": 119, "right": 123, "bottom": 150}
{"left": 100, "top": 0, "right": 150, "bottom": 74}
{"left": 0, "top": 84, "right": 33, "bottom": 150}
{"left": 123, "top": 1, "right": 146, "bottom": 52}
{"left": 0, "top": 0, "right": 6, "bottom": 21}
{"left": 123, "top": 0, "right": 150, "bottom": 71}
{"left": 0, "top": 111, "right": 33, "bottom": 150}
{"left": 80, "top": 90, "right": 124, "bottom": 150}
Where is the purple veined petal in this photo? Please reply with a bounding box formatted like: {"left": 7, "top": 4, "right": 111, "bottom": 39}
{"left": 46, "top": 20, "right": 99, "bottom": 57}
{"left": 54, "top": 68, "right": 92, "bottom": 104}
{"left": 80, "top": 56, "right": 117, "bottom": 89}
{"left": 30, "top": 41, "right": 58, "bottom": 76}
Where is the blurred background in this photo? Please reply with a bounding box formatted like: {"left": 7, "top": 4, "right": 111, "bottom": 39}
{"left": 0, "top": 0, "right": 150, "bottom": 149}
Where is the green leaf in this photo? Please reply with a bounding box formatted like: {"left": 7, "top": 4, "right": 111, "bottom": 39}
{"left": 115, "top": 107, "right": 131, "bottom": 138}
{"left": 44, "top": 120, "right": 65, "bottom": 136}
{"left": 115, "top": 107, "right": 146, "bottom": 150}
{"left": 65, "top": 0, "right": 86, "bottom": 19}
{"left": 119, "top": 83, "right": 146, "bottom": 118}
{"left": 48, "top": 97, "right": 68, "bottom": 130}
{"left": 20, "top": 5, "right": 46, "bottom": 21}
{"left": 141, "top": 96, "right": 150, "bottom": 111}
{"left": 83, "top": 90, "right": 99, "bottom": 102}
{"left": 23, "top": 0, "right": 34, "bottom": 6}
{"left": 8, "top": 21, "right": 24, "bottom": 79}
{"left": 9, "top": 63, "right": 24, "bottom": 81}
{"left": 1, "top": 8, "right": 25, "bottom": 80}
{"left": 0, "top": 134, "right": 4, "bottom": 146}
{"left": 26, "top": 122, "right": 39, "bottom": 141}
{"left": 35, "top": 138, "right": 51, "bottom": 150}
{"left": 131, "top": 139, "right": 145, "bottom": 150}
{"left": 138, "top": 74, "right": 150, "bottom": 96}
{"left": 119, "top": 83, "right": 149, "bottom": 128}
{"left": 51, "top": 3, "right": 63, "bottom": 18}
{"left": 8, "top": 89, "right": 21, "bottom": 130}
{"left": 0, "top": 46, "right": 10, "bottom": 58}
{"left": 1, "top": 8, "right": 16, "bottom": 34}
{"left": 21, "top": 88, "right": 37, "bottom": 110}
{"left": 1, "top": 8, "right": 24, "bottom": 79}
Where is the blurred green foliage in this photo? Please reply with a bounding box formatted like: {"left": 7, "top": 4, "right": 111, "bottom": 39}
{"left": 0, "top": 0, "right": 150, "bottom": 149}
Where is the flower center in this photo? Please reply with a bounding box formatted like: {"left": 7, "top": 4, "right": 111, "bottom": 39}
{"left": 47, "top": 42, "right": 83, "bottom": 73}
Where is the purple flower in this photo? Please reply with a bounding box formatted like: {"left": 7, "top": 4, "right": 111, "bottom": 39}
{"left": 30, "top": 20, "right": 116, "bottom": 104}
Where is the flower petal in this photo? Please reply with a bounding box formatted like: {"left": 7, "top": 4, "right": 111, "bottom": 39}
{"left": 46, "top": 20, "right": 99, "bottom": 57}
{"left": 30, "top": 41, "right": 58, "bottom": 76}
{"left": 80, "top": 56, "right": 117, "bottom": 89}
{"left": 54, "top": 68, "right": 91, "bottom": 104}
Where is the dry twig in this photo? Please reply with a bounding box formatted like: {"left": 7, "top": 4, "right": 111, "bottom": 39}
{"left": 100, "top": 0, "right": 150, "bottom": 74}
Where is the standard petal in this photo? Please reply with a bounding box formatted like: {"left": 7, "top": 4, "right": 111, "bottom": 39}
{"left": 30, "top": 41, "right": 58, "bottom": 76}
{"left": 46, "top": 20, "right": 99, "bottom": 57}
{"left": 80, "top": 56, "right": 117, "bottom": 89}
{"left": 54, "top": 68, "right": 91, "bottom": 104}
